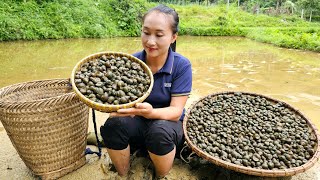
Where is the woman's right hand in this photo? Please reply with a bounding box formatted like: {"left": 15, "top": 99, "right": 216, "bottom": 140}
{"left": 110, "top": 102, "right": 154, "bottom": 119}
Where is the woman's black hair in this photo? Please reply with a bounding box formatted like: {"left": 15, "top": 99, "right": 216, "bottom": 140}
{"left": 142, "top": 4, "right": 179, "bottom": 34}
{"left": 142, "top": 4, "right": 179, "bottom": 52}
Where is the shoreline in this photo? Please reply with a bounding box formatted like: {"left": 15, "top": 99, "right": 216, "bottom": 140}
{"left": 1, "top": 107, "right": 319, "bottom": 179}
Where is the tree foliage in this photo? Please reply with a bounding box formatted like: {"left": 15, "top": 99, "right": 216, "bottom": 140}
{"left": 148, "top": 0, "right": 320, "bottom": 21}
{"left": 1, "top": 0, "right": 320, "bottom": 52}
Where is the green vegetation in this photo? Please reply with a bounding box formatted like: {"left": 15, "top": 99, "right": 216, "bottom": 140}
{"left": 149, "top": 0, "right": 320, "bottom": 23}
{"left": 246, "top": 28, "right": 320, "bottom": 52}
{"left": 0, "top": 0, "right": 146, "bottom": 40}
{"left": 173, "top": 4, "right": 320, "bottom": 52}
{"left": 1, "top": 0, "right": 320, "bottom": 52}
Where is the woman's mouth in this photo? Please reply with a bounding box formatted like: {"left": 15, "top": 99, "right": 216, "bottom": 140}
{"left": 148, "top": 47, "right": 157, "bottom": 52}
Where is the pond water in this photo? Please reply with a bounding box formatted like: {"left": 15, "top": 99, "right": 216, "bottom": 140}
{"left": 0, "top": 36, "right": 319, "bottom": 129}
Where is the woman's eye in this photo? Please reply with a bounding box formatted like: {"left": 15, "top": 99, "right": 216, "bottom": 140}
{"left": 143, "top": 31, "right": 150, "bottom": 35}
{"left": 156, "top": 34, "right": 164, "bottom": 37}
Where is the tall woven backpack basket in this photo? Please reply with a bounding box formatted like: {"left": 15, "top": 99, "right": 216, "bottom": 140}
{"left": 0, "top": 79, "right": 89, "bottom": 179}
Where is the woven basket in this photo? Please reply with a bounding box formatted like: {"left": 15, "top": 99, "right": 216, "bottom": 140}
{"left": 70, "top": 52, "right": 154, "bottom": 112}
{"left": 183, "top": 91, "right": 320, "bottom": 177}
{"left": 0, "top": 79, "right": 89, "bottom": 180}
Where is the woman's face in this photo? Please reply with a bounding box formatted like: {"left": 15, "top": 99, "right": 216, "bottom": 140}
{"left": 141, "top": 11, "right": 177, "bottom": 59}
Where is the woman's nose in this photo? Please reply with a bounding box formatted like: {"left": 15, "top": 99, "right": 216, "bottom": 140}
{"left": 146, "top": 36, "right": 156, "bottom": 46}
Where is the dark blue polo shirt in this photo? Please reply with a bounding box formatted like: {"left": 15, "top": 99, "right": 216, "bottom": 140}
{"left": 133, "top": 48, "right": 192, "bottom": 121}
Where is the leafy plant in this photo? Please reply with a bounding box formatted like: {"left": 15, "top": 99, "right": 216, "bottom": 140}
{"left": 0, "top": 1, "right": 319, "bottom": 52}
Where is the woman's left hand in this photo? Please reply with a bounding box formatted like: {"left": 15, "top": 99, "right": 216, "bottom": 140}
{"left": 110, "top": 102, "right": 154, "bottom": 119}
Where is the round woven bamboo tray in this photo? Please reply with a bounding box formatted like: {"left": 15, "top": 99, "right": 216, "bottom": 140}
{"left": 70, "top": 52, "right": 154, "bottom": 112}
{"left": 183, "top": 91, "right": 320, "bottom": 177}
{"left": 0, "top": 79, "right": 89, "bottom": 180}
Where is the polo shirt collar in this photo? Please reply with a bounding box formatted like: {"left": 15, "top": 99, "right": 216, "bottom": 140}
{"left": 140, "top": 48, "right": 174, "bottom": 74}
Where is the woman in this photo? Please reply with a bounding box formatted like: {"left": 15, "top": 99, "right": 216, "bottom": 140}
{"left": 100, "top": 4, "right": 192, "bottom": 178}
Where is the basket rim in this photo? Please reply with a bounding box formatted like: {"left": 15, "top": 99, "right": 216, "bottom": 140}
{"left": 0, "top": 78, "right": 75, "bottom": 107}
{"left": 70, "top": 51, "right": 154, "bottom": 112}
{"left": 183, "top": 91, "right": 320, "bottom": 177}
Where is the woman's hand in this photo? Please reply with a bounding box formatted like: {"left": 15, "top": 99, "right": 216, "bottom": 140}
{"left": 110, "top": 96, "right": 188, "bottom": 121}
{"left": 110, "top": 102, "right": 154, "bottom": 119}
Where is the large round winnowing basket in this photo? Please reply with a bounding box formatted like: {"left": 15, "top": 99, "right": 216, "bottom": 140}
{"left": 70, "top": 52, "right": 154, "bottom": 113}
{"left": 183, "top": 91, "right": 320, "bottom": 177}
{"left": 0, "top": 79, "right": 89, "bottom": 180}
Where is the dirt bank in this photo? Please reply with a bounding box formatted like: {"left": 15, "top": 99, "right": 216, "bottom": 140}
{"left": 1, "top": 109, "right": 319, "bottom": 180}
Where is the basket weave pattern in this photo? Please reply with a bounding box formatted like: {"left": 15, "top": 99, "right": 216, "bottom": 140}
{"left": 183, "top": 91, "right": 320, "bottom": 177}
{"left": 0, "top": 79, "right": 89, "bottom": 179}
{"left": 71, "top": 52, "right": 154, "bottom": 112}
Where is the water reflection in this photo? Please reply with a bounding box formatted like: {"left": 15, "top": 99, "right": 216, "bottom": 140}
{"left": 0, "top": 36, "right": 319, "bottom": 129}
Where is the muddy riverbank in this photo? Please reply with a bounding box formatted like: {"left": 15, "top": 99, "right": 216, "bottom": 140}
{"left": 1, "top": 108, "right": 319, "bottom": 180}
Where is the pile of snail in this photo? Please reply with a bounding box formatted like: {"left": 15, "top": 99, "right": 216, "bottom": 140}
{"left": 74, "top": 54, "right": 151, "bottom": 105}
{"left": 186, "top": 92, "right": 317, "bottom": 170}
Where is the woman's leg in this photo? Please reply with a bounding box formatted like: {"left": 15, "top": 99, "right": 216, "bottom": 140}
{"left": 145, "top": 120, "right": 184, "bottom": 177}
{"left": 100, "top": 116, "right": 146, "bottom": 176}
{"left": 149, "top": 147, "right": 176, "bottom": 177}
{"left": 107, "top": 145, "right": 130, "bottom": 176}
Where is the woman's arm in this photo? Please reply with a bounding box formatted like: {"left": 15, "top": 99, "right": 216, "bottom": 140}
{"left": 111, "top": 96, "right": 188, "bottom": 121}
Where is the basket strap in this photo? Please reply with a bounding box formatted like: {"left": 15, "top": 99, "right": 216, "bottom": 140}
{"left": 85, "top": 109, "right": 102, "bottom": 157}
{"left": 179, "top": 143, "right": 195, "bottom": 164}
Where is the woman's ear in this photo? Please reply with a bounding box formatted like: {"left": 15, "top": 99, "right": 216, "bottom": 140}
{"left": 171, "top": 33, "right": 177, "bottom": 44}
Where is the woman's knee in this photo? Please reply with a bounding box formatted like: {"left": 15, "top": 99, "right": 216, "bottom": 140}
{"left": 145, "top": 120, "right": 183, "bottom": 155}
{"left": 102, "top": 117, "right": 126, "bottom": 129}
{"left": 100, "top": 117, "right": 131, "bottom": 150}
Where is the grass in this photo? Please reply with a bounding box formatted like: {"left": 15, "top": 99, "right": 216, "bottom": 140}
{"left": 1, "top": 1, "right": 320, "bottom": 52}
{"left": 172, "top": 4, "right": 320, "bottom": 52}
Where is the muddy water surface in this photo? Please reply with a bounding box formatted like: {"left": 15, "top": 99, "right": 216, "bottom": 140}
{"left": 1, "top": 36, "right": 319, "bottom": 128}
{"left": 0, "top": 36, "right": 319, "bottom": 179}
